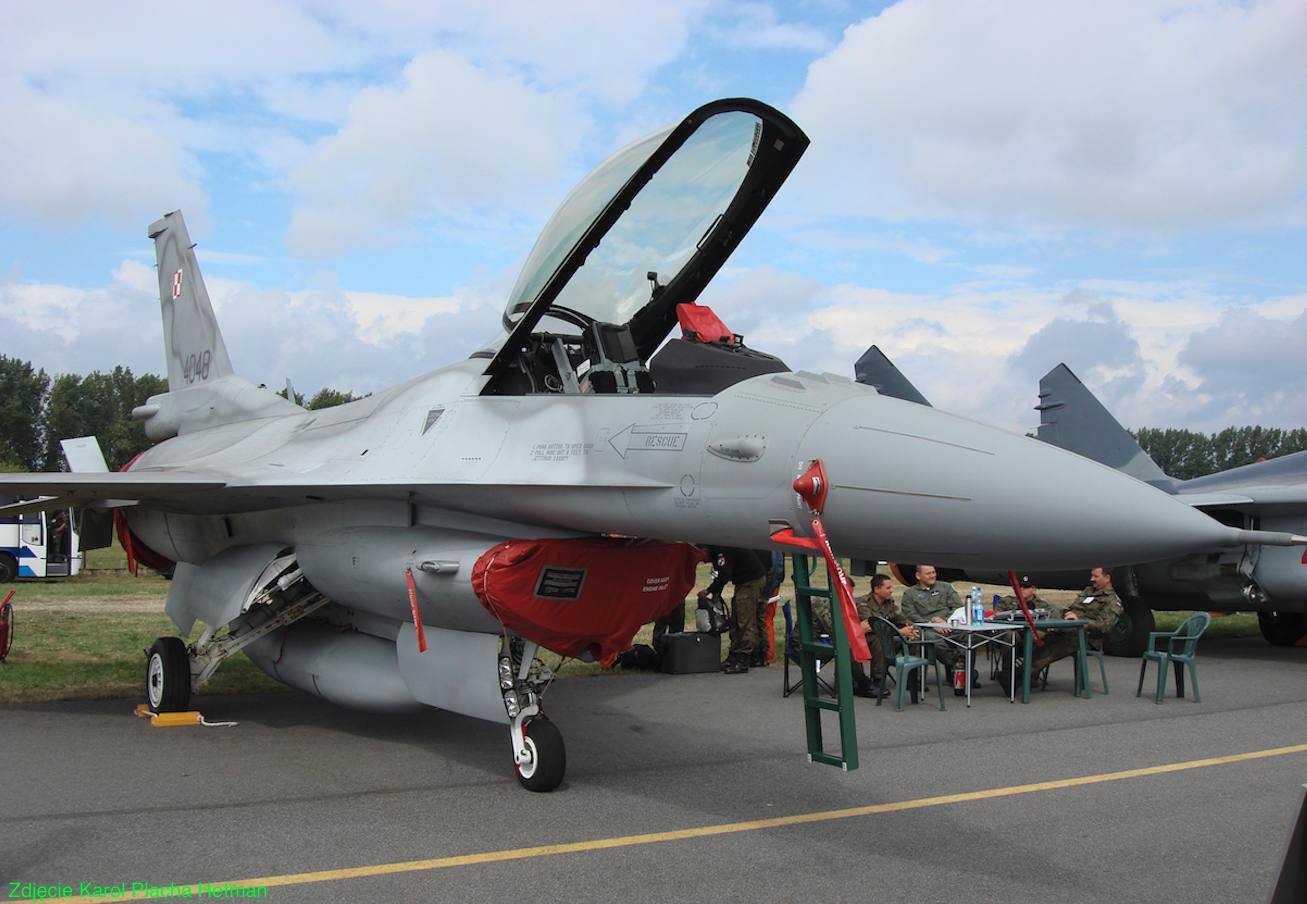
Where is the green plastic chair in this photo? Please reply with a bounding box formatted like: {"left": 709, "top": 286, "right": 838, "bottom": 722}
{"left": 1136, "top": 612, "right": 1210, "bottom": 704}
{"left": 872, "top": 617, "right": 946, "bottom": 712}
{"left": 1077, "top": 645, "right": 1110, "bottom": 695}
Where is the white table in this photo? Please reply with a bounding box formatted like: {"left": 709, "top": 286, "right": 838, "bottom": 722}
{"left": 913, "top": 621, "right": 1023, "bottom": 706}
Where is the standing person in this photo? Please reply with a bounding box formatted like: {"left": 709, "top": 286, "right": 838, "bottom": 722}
{"left": 1029, "top": 567, "right": 1122, "bottom": 674}
{"left": 853, "top": 573, "right": 918, "bottom": 697}
{"left": 704, "top": 546, "right": 767, "bottom": 674}
{"left": 753, "top": 549, "right": 784, "bottom": 667}
{"left": 899, "top": 564, "right": 964, "bottom": 675}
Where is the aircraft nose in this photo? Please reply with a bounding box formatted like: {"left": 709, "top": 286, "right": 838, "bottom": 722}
{"left": 800, "top": 396, "right": 1243, "bottom": 571}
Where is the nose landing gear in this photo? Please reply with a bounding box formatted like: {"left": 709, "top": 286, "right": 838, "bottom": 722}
{"left": 501, "top": 638, "right": 566, "bottom": 791}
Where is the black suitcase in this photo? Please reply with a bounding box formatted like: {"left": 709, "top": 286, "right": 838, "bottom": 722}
{"left": 660, "top": 633, "right": 722, "bottom": 674}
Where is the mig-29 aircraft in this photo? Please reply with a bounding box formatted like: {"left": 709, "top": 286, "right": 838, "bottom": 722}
{"left": 2, "top": 99, "right": 1295, "bottom": 791}
{"left": 1029, "top": 363, "right": 1307, "bottom": 651}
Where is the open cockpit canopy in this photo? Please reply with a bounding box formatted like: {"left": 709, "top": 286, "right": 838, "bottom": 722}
{"left": 479, "top": 98, "right": 807, "bottom": 396}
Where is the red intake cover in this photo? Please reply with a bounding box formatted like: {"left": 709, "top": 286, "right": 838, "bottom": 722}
{"left": 472, "top": 538, "right": 702, "bottom": 660}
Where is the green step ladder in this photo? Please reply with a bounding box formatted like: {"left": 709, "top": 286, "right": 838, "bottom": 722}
{"left": 789, "top": 553, "right": 859, "bottom": 771}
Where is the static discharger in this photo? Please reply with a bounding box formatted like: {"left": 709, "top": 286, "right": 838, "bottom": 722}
{"left": 134, "top": 704, "right": 236, "bottom": 727}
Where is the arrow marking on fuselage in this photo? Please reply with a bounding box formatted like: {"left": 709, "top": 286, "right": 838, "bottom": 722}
{"left": 607, "top": 424, "right": 688, "bottom": 460}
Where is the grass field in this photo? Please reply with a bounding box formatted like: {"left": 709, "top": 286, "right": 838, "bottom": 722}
{"left": 0, "top": 549, "right": 1263, "bottom": 705}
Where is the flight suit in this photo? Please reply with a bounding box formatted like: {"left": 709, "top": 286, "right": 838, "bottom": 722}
{"left": 1030, "top": 585, "right": 1122, "bottom": 672}
{"left": 900, "top": 581, "right": 963, "bottom": 668}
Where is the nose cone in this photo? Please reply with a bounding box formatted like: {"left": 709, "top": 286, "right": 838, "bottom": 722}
{"left": 802, "top": 395, "right": 1243, "bottom": 571}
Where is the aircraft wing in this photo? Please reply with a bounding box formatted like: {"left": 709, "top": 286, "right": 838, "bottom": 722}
{"left": 0, "top": 473, "right": 227, "bottom": 515}
{"left": 1181, "top": 484, "right": 1307, "bottom": 508}
{"left": 1174, "top": 492, "right": 1257, "bottom": 508}
{"left": 0, "top": 470, "right": 674, "bottom": 517}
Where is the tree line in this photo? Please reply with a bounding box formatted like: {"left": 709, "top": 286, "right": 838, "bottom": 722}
{"left": 1132, "top": 426, "right": 1307, "bottom": 481}
{"left": 0, "top": 354, "right": 362, "bottom": 473}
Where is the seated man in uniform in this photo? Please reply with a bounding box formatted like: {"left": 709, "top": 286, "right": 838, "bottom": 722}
{"left": 899, "top": 564, "right": 964, "bottom": 677}
{"left": 1028, "top": 567, "right": 1122, "bottom": 677}
{"left": 853, "top": 573, "right": 918, "bottom": 698}
{"left": 994, "top": 575, "right": 1061, "bottom": 618}
{"left": 993, "top": 575, "right": 1061, "bottom": 686}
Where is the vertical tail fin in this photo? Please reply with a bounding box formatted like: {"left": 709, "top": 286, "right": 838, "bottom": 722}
{"left": 1035, "top": 364, "right": 1174, "bottom": 490}
{"left": 853, "top": 345, "right": 933, "bottom": 406}
{"left": 148, "top": 210, "right": 235, "bottom": 393}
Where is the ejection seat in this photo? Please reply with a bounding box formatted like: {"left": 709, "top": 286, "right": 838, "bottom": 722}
{"left": 580, "top": 322, "right": 654, "bottom": 394}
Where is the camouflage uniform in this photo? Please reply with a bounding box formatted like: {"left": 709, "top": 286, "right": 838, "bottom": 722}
{"left": 993, "top": 593, "right": 1060, "bottom": 675}
{"left": 1029, "top": 585, "right": 1122, "bottom": 672}
{"left": 900, "top": 580, "right": 963, "bottom": 667}
{"left": 995, "top": 593, "right": 1063, "bottom": 618}
{"left": 856, "top": 591, "right": 913, "bottom": 684}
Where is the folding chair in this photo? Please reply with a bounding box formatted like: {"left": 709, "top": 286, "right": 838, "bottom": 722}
{"left": 782, "top": 601, "right": 835, "bottom": 697}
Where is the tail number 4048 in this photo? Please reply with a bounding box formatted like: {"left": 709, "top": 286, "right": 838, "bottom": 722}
{"left": 182, "top": 349, "right": 212, "bottom": 384}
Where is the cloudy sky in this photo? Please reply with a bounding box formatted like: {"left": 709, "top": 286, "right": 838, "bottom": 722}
{"left": 2, "top": 0, "right": 1304, "bottom": 434}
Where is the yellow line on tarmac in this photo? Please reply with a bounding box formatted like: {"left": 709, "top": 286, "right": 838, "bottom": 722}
{"left": 39, "top": 743, "right": 1307, "bottom": 901}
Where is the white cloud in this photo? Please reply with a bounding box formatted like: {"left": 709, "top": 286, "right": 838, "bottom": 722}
{"left": 790, "top": 0, "right": 1307, "bottom": 229}
{"left": 0, "top": 262, "right": 504, "bottom": 395}
{"left": 709, "top": 2, "right": 834, "bottom": 52}
{"left": 0, "top": 0, "right": 711, "bottom": 246}
{"left": 1174, "top": 304, "right": 1307, "bottom": 427}
{"left": 0, "top": 76, "right": 206, "bottom": 226}
{"left": 284, "top": 51, "right": 581, "bottom": 258}
{"left": 698, "top": 261, "right": 1307, "bottom": 433}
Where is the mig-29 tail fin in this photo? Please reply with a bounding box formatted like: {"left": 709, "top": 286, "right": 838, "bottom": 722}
{"left": 134, "top": 210, "right": 302, "bottom": 441}
{"left": 1035, "top": 363, "right": 1175, "bottom": 492}
{"left": 853, "top": 345, "right": 932, "bottom": 406}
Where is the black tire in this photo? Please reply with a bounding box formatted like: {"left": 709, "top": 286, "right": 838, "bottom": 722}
{"left": 0, "top": 553, "right": 16, "bottom": 584}
{"left": 145, "top": 637, "right": 191, "bottom": 713}
{"left": 0, "top": 601, "right": 13, "bottom": 662}
{"left": 1258, "top": 611, "right": 1307, "bottom": 647}
{"left": 1103, "top": 595, "right": 1155, "bottom": 657}
{"left": 515, "top": 717, "right": 566, "bottom": 792}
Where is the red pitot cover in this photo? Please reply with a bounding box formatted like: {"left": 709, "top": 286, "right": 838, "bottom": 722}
{"left": 472, "top": 538, "right": 703, "bottom": 660}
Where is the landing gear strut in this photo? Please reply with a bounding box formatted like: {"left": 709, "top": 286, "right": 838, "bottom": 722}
{"left": 501, "top": 637, "right": 566, "bottom": 792}
{"left": 144, "top": 554, "right": 328, "bottom": 712}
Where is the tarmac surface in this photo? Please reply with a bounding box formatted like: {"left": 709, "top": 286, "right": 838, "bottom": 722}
{"left": 4, "top": 634, "right": 1305, "bottom": 903}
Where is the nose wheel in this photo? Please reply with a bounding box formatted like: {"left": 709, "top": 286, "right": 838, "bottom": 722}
{"left": 502, "top": 636, "right": 566, "bottom": 791}
{"left": 514, "top": 716, "right": 566, "bottom": 792}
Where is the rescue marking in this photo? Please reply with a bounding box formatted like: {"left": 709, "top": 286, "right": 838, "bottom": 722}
{"left": 33, "top": 742, "right": 1307, "bottom": 901}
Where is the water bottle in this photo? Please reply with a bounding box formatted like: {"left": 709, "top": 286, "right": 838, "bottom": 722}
{"left": 970, "top": 586, "right": 984, "bottom": 624}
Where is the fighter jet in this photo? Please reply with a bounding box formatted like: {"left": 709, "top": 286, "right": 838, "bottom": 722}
{"left": 1026, "top": 363, "right": 1307, "bottom": 651}
{"left": 1, "top": 99, "right": 1293, "bottom": 791}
